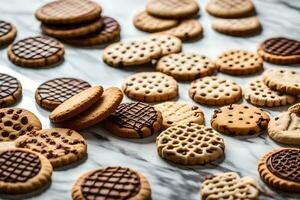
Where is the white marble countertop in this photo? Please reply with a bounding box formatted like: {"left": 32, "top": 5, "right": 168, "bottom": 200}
{"left": 1, "top": 0, "right": 300, "bottom": 199}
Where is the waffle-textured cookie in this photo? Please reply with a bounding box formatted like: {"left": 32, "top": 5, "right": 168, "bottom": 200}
{"left": 15, "top": 128, "right": 87, "bottom": 168}
{"left": 211, "top": 104, "right": 270, "bottom": 136}
{"left": 189, "top": 76, "right": 242, "bottom": 106}
{"left": 104, "top": 102, "right": 162, "bottom": 138}
{"left": 60, "top": 87, "right": 123, "bottom": 130}
{"left": 103, "top": 40, "right": 162, "bottom": 67}
{"left": 0, "top": 73, "right": 22, "bottom": 108}
{"left": 212, "top": 17, "right": 261, "bottom": 36}
{"left": 156, "top": 53, "right": 216, "bottom": 81}
{"left": 257, "top": 37, "right": 300, "bottom": 64}
{"left": 0, "top": 20, "right": 17, "bottom": 46}
{"left": 156, "top": 123, "right": 225, "bottom": 165}
{"left": 62, "top": 16, "right": 120, "bottom": 46}
{"left": 216, "top": 50, "right": 263, "bottom": 75}
{"left": 160, "top": 19, "right": 203, "bottom": 41}
{"left": 0, "top": 148, "right": 52, "bottom": 194}
{"left": 49, "top": 86, "right": 103, "bottom": 123}
{"left": 35, "top": 0, "right": 102, "bottom": 25}
{"left": 0, "top": 108, "right": 42, "bottom": 142}
{"left": 7, "top": 36, "right": 64, "bottom": 68}
{"left": 122, "top": 72, "right": 178, "bottom": 102}
{"left": 155, "top": 101, "right": 204, "bottom": 130}
{"left": 146, "top": 0, "right": 199, "bottom": 19}
{"left": 258, "top": 148, "right": 300, "bottom": 191}
{"left": 133, "top": 11, "right": 178, "bottom": 32}
{"left": 201, "top": 172, "right": 261, "bottom": 200}
{"left": 72, "top": 166, "right": 151, "bottom": 200}
{"left": 35, "top": 77, "right": 91, "bottom": 110}
{"left": 262, "top": 68, "right": 300, "bottom": 95}
{"left": 146, "top": 34, "right": 182, "bottom": 56}
{"left": 244, "top": 79, "right": 295, "bottom": 107}
{"left": 206, "top": 0, "right": 255, "bottom": 18}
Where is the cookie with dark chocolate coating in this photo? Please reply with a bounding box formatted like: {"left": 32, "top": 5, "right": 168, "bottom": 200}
{"left": 0, "top": 20, "right": 17, "bottom": 46}
{"left": 0, "top": 73, "right": 22, "bottom": 108}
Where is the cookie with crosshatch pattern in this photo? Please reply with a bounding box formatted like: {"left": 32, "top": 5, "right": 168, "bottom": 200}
{"left": 0, "top": 73, "right": 22, "bottom": 108}
{"left": 0, "top": 148, "right": 52, "bottom": 194}
{"left": 7, "top": 36, "right": 64, "bottom": 68}
{"left": 72, "top": 166, "right": 151, "bottom": 200}
{"left": 0, "top": 20, "right": 17, "bottom": 46}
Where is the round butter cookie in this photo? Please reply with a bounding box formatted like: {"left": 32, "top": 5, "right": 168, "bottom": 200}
{"left": 0, "top": 20, "right": 17, "bottom": 46}
{"left": 0, "top": 73, "right": 22, "bottom": 108}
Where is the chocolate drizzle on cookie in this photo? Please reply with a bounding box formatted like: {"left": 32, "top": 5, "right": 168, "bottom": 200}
{"left": 262, "top": 37, "right": 300, "bottom": 56}
{"left": 267, "top": 149, "right": 300, "bottom": 183}
{"left": 0, "top": 20, "right": 12, "bottom": 37}
{"left": 0, "top": 73, "right": 20, "bottom": 107}
{"left": 81, "top": 167, "right": 141, "bottom": 200}
{"left": 0, "top": 150, "right": 41, "bottom": 183}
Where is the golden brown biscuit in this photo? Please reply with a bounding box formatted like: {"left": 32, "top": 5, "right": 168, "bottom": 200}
{"left": 0, "top": 73, "right": 22, "bottom": 108}
{"left": 0, "top": 20, "right": 17, "bottom": 46}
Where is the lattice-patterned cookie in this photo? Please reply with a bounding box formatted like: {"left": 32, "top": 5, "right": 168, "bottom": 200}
{"left": 122, "top": 72, "right": 178, "bottom": 102}
{"left": 201, "top": 172, "right": 261, "bottom": 200}
{"left": 211, "top": 104, "right": 270, "bottom": 136}
{"left": 0, "top": 20, "right": 17, "bottom": 46}
{"left": 0, "top": 108, "right": 42, "bottom": 142}
{"left": 262, "top": 68, "right": 300, "bottom": 95}
{"left": 258, "top": 148, "right": 300, "bottom": 191}
{"left": 35, "top": 0, "right": 102, "bottom": 24}
{"left": 15, "top": 128, "right": 87, "bottom": 168}
{"left": 7, "top": 36, "right": 65, "bottom": 68}
{"left": 146, "top": 34, "right": 182, "bottom": 56}
{"left": 156, "top": 53, "right": 216, "bottom": 81}
{"left": 72, "top": 166, "right": 151, "bottom": 200}
{"left": 103, "top": 40, "right": 162, "bottom": 67}
{"left": 244, "top": 79, "right": 295, "bottom": 107}
{"left": 206, "top": 0, "right": 255, "bottom": 18}
{"left": 0, "top": 73, "right": 22, "bottom": 108}
{"left": 216, "top": 50, "right": 263, "bottom": 75}
{"left": 0, "top": 148, "right": 52, "bottom": 194}
{"left": 189, "top": 76, "right": 242, "bottom": 106}
{"left": 155, "top": 101, "right": 204, "bottom": 130}
{"left": 156, "top": 123, "right": 225, "bottom": 165}
{"left": 146, "top": 0, "right": 199, "bottom": 19}
{"left": 104, "top": 102, "right": 162, "bottom": 138}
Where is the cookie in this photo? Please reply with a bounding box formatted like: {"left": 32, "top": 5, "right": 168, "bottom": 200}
{"left": 206, "top": 0, "right": 255, "bottom": 18}
{"left": 133, "top": 11, "right": 178, "bottom": 32}
{"left": 262, "top": 68, "right": 300, "bottom": 95}
{"left": 7, "top": 36, "right": 65, "bottom": 68}
{"left": 35, "top": 77, "right": 91, "bottom": 110}
{"left": 288, "top": 103, "right": 300, "bottom": 115}
{"left": 41, "top": 18, "right": 103, "bottom": 39}
{"left": 268, "top": 111, "right": 300, "bottom": 145}
{"left": 59, "top": 87, "right": 123, "bottom": 130}
{"left": 258, "top": 148, "right": 300, "bottom": 191}
{"left": 104, "top": 102, "right": 162, "bottom": 138}
{"left": 212, "top": 17, "right": 261, "bottom": 36}
{"left": 0, "top": 73, "right": 22, "bottom": 108}
{"left": 103, "top": 40, "right": 162, "bottom": 67}
{"left": 0, "top": 20, "right": 17, "bottom": 46}
{"left": 0, "top": 108, "right": 42, "bottom": 142}
{"left": 35, "top": 0, "right": 102, "bottom": 25}
{"left": 49, "top": 86, "right": 103, "bottom": 123}
{"left": 72, "top": 166, "right": 151, "bottom": 200}
{"left": 160, "top": 19, "right": 203, "bottom": 41}
{"left": 201, "top": 172, "right": 261, "bottom": 200}
{"left": 122, "top": 72, "right": 178, "bottom": 102}
{"left": 0, "top": 148, "right": 52, "bottom": 194}
{"left": 156, "top": 123, "right": 225, "bottom": 165}
{"left": 15, "top": 128, "right": 87, "bottom": 168}
{"left": 156, "top": 53, "right": 216, "bottom": 81}
{"left": 154, "top": 102, "right": 204, "bottom": 130}
{"left": 62, "top": 16, "right": 120, "bottom": 46}
{"left": 216, "top": 50, "right": 263, "bottom": 75}
{"left": 146, "top": 0, "right": 199, "bottom": 19}
{"left": 146, "top": 34, "right": 182, "bottom": 56}
{"left": 244, "top": 79, "right": 296, "bottom": 107}
{"left": 189, "top": 76, "right": 242, "bottom": 106}
{"left": 211, "top": 104, "right": 270, "bottom": 136}
{"left": 257, "top": 37, "right": 300, "bottom": 64}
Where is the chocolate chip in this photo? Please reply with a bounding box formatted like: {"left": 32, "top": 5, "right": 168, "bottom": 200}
{"left": 20, "top": 117, "right": 28, "bottom": 125}
{"left": 4, "top": 121, "right": 13, "bottom": 126}
{"left": 1, "top": 131, "right": 9, "bottom": 137}
{"left": 13, "top": 124, "right": 21, "bottom": 131}
{"left": 26, "top": 125, "right": 33, "bottom": 131}
{"left": 71, "top": 149, "right": 78, "bottom": 154}
{"left": 51, "top": 132, "right": 60, "bottom": 137}
{"left": 0, "top": 112, "right": 5, "bottom": 118}
{"left": 7, "top": 109, "right": 14, "bottom": 114}
{"left": 16, "top": 110, "right": 23, "bottom": 114}
{"left": 9, "top": 134, "right": 17, "bottom": 140}
{"left": 12, "top": 114, "right": 19, "bottom": 120}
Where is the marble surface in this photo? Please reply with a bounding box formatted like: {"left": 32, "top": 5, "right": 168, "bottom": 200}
{"left": 0, "top": 0, "right": 300, "bottom": 199}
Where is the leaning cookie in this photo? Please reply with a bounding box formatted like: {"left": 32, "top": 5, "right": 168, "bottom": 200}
{"left": 0, "top": 20, "right": 17, "bottom": 46}
{"left": 258, "top": 148, "right": 300, "bottom": 191}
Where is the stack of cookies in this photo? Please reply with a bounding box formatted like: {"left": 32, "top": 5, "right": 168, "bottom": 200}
{"left": 133, "top": 0, "right": 202, "bottom": 41}
{"left": 35, "top": 0, "right": 120, "bottom": 46}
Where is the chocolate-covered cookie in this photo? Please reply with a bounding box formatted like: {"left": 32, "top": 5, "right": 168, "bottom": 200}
{"left": 0, "top": 73, "right": 22, "bottom": 108}
{"left": 0, "top": 20, "right": 17, "bottom": 46}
